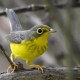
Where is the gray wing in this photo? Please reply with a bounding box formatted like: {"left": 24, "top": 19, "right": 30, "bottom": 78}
{"left": 6, "top": 30, "right": 32, "bottom": 43}
{"left": 6, "top": 8, "right": 23, "bottom": 32}
{"left": 6, "top": 31, "right": 25, "bottom": 43}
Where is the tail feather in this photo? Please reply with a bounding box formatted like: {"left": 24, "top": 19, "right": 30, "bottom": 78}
{"left": 6, "top": 8, "right": 23, "bottom": 32}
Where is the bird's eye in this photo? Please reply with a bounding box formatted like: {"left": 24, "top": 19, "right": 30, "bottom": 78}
{"left": 37, "top": 28, "right": 43, "bottom": 34}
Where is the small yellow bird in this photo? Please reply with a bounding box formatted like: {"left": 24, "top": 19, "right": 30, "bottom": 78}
{"left": 5, "top": 9, "right": 56, "bottom": 73}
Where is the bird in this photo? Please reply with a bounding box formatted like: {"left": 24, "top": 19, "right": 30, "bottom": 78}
{"left": 5, "top": 8, "right": 56, "bottom": 73}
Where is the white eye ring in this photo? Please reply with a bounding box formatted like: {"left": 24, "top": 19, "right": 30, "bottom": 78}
{"left": 37, "top": 28, "right": 43, "bottom": 34}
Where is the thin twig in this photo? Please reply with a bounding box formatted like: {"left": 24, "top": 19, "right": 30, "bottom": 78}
{"left": 0, "top": 44, "right": 13, "bottom": 68}
{"left": 0, "top": 4, "right": 47, "bottom": 16}
{"left": 0, "top": 1, "right": 80, "bottom": 16}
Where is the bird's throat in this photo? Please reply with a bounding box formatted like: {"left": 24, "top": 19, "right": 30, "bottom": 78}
{"left": 33, "top": 34, "right": 49, "bottom": 46}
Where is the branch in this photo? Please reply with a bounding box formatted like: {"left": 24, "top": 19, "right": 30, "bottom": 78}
{"left": 0, "top": 4, "right": 47, "bottom": 16}
{"left": 0, "top": 1, "right": 80, "bottom": 16}
{"left": 49, "top": 0, "right": 79, "bottom": 8}
{"left": 0, "top": 67, "right": 80, "bottom": 80}
{"left": 0, "top": 44, "right": 13, "bottom": 68}
{"left": 54, "top": 3, "right": 80, "bottom": 8}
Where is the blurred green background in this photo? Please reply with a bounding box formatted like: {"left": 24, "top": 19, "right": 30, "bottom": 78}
{"left": 0, "top": 0, "right": 80, "bottom": 73}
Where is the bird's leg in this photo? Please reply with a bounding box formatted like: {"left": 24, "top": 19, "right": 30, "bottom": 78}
{"left": 7, "top": 54, "right": 18, "bottom": 73}
{"left": 27, "top": 61, "right": 46, "bottom": 73}
{"left": 0, "top": 44, "right": 17, "bottom": 73}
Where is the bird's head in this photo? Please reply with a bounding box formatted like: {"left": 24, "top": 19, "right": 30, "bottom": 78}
{"left": 29, "top": 25, "right": 56, "bottom": 45}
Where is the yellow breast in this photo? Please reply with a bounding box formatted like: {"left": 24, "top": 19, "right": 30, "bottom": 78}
{"left": 10, "top": 39, "right": 47, "bottom": 61}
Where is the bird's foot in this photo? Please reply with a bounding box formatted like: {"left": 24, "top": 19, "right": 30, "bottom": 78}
{"left": 7, "top": 62, "right": 18, "bottom": 73}
{"left": 29, "top": 64, "right": 46, "bottom": 73}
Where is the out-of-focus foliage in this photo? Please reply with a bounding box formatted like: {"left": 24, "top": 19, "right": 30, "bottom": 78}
{"left": 0, "top": 0, "right": 80, "bottom": 75}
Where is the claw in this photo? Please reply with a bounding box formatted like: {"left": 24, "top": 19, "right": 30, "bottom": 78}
{"left": 7, "top": 62, "right": 18, "bottom": 73}
{"left": 29, "top": 64, "right": 46, "bottom": 73}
